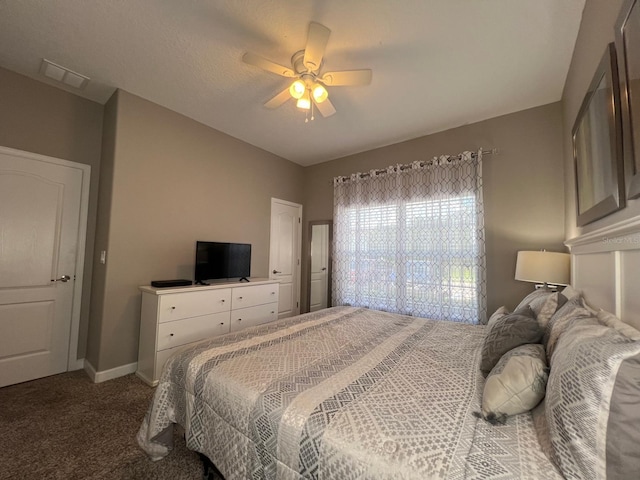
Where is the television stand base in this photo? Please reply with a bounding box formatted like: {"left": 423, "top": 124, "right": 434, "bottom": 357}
{"left": 239, "top": 277, "right": 250, "bottom": 282}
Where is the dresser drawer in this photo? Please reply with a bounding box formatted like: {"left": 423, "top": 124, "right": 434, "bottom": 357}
{"left": 229, "top": 302, "right": 278, "bottom": 332}
{"left": 155, "top": 345, "right": 185, "bottom": 377}
{"left": 231, "top": 284, "right": 279, "bottom": 310}
{"left": 158, "top": 289, "right": 231, "bottom": 323}
{"left": 157, "top": 311, "right": 230, "bottom": 350}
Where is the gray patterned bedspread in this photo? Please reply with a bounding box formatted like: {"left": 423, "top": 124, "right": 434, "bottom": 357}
{"left": 137, "top": 306, "right": 562, "bottom": 479}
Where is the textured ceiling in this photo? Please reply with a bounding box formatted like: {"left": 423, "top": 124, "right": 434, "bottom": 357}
{"left": 0, "top": 0, "right": 585, "bottom": 166}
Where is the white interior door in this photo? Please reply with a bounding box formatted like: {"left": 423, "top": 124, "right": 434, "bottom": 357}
{"left": 269, "top": 199, "right": 302, "bottom": 318}
{"left": 310, "top": 224, "right": 329, "bottom": 312}
{"left": 0, "top": 147, "right": 87, "bottom": 387}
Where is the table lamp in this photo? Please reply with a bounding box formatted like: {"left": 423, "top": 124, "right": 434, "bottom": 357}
{"left": 515, "top": 250, "right": 570, "bottom": 291}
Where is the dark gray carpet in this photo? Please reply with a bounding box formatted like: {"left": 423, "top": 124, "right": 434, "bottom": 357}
{"left": 0, "top": 370, "right": 206, "bottom": 479}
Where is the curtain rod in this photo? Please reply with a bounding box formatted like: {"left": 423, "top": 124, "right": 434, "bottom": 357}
{"left": 335, "top": 148, "right": 498, "bottom": 182}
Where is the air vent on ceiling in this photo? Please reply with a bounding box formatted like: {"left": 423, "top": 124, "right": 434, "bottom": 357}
{"left": 40, "top": 59, "right": 89, "bottom": 89}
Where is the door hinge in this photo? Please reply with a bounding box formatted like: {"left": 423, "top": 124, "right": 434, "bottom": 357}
{"left": 297, "top": 301, "right": 299, "bottom": 308}
{"left": 298, "top": 217, "right": 301, "bottom": 223}
{"left": 297, "top": 259, "right": 300, "bottom": 265}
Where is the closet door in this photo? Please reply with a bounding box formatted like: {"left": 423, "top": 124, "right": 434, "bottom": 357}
{"left": 269, "top": 198, "right": 302, "bottom": 318}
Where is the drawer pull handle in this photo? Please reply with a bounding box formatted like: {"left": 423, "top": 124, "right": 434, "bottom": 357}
{"left": 238, "top": 296, "right": 243, "bottom": 299}
{"left": 271, "top": 311, "right": 275, "bottom": 314}
{"left": 220, "top": 322, "right": 225, "bottom": 326}
{"left": 221, "top": 299, "right": 225, "bottom": 303}
{"left": 238, "top": 318, "right": 242, "bottom": 321}
{"left": 171, "top": 306, "right": 176, "bottom": 310}
{"left": 271, "top": 292, "right": 275, "bottom": 295}
{"left": 169, "top": 333, "right": 174, "bottom": 337}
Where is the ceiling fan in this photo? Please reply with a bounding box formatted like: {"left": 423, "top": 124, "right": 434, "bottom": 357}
{"left": 242, "top": 22, "right": 372, "bottom": 119}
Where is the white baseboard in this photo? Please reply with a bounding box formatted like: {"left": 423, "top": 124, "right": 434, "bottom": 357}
{"left": 69, "top": 357, "right": 85, "bottom": 371}
{"left": 135, "top": 370, "right": 158, "bottom": 387}
{"left": 84, "top": 359, "right": 138, "bottom": 383}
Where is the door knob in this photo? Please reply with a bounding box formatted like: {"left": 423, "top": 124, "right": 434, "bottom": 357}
{"left": 321, "top": 267, "right": 327, "bottom": 271}
{"left": 272, "top": 270, "right": 282, "bottom": 274}
{"left": 51, "top": 275, "right": 71, "bottom": 283}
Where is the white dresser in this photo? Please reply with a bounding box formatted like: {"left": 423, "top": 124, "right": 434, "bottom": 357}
{"left": 136, "top": 279, "right": 279, "bottom": 386}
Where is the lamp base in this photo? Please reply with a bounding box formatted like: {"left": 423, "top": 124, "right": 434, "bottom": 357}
{"left": 534, "top": 283, "right": 561, "bottom": 292}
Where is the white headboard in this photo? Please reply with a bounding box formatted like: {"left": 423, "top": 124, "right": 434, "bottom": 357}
{"left": 565, "top": 217, "right": 640, "bottom": 330}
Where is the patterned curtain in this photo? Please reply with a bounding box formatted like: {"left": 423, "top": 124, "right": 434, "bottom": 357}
{"left": 332, "top": 150, "right": 486, "bottom": 323}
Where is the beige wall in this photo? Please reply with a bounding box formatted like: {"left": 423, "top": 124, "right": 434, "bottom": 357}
{"left": 301, "top": 103, "right": 566, "bottom": 315}
{"left": 89, "top": 90, "right": 305, "bottom": 371}
{"left": 0, "top": 67, "right": 103, "bottom": 360}
{"left": 86, "top": 92, "right": 118, "bottom": 368}
{"left": 0, "top": 60, "right": 570, "bottom": 371}
{"left": 562, "top": 0, "right": 640, "bottom": 239}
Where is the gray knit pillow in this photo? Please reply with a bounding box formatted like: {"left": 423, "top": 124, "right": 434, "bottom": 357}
{"left": 486, "top": 305, "right": 509, "bottom": 327}
{"left": 480, "top": 306, "right": 543, "bottom": 377}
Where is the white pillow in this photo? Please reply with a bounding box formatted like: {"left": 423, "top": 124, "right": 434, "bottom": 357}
{"left": 597, "top": 309, "right": 640, "bottom": 340}
{"left": 479, "top": 344, "right": 548, "bottom": 424}
{"left": 515, "top": 288, "right": 553, "bottom": 317}
{"left": 560, "top": 284, "right": 580, "bottom": 300}
{"left": 536, "top": 292, "right": 568, "bottom": 329}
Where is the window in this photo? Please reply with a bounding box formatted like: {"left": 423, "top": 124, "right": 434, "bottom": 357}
{"left": 333, "top": 153, "right": 486, "bottom": 323}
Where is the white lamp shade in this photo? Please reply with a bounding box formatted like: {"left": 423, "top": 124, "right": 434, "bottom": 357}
{"left": 289, "top": 80, "right": 305, "bottom": 99}
{"left": 515, "top": 251, "right": 570, "bottom": 286}
{"left": 312, "top": 83, "right": 328, "bottom": 103}
{"left": 296, "top": 89, "right": 311, "bottom": 109}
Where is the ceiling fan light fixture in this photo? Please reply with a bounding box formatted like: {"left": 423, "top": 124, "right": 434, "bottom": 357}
{"left": 244, "top": 22, "right": 373, "bottom": 118}
{"left": 297, "top": 89, "right": 311, "bottom": 110}
{"left": 289, "top": 79, "right": 306, "bottom": 99}
{"left": 312, "top": 83, "right": 328, "bottom": 103}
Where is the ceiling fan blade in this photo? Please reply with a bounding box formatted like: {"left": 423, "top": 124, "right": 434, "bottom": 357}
{"left": 264, "top": 87, "right": 291, "bottom": 109}
{"left": 242, "top": 52, "right": 295, "bottom": 77}
{"left": 320, "top": 69, "right": 372, "bottom": 86}
{"left": 314, "top": 97, "right": 336, "bottom": 117}
{"left": 303, "top": 22, "right": 331, "bottom": 71}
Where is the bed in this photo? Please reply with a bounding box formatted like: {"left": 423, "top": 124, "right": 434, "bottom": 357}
{"left": 138, "top": 230, "right": 640, "bottom": 479}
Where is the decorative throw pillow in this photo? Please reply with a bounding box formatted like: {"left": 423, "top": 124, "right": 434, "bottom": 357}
{"left": 536, "top": 292, "right": 568, "bottom": 329}
{"left": 545, "top": 322, "right": 640, "bottom": 480}
{"left": 480, "top": 306, "right": 543, "bottom": 377}
{"left": 479, "top": 344, "right": 548, "bottom": 424}
{"left": 486, "top": 306, "right": 509, "bottom": 327}
{"left": 514, "top": 288, "right": 554, "bottom": 317}
{"left": 542, "top": 296, "right": 595, "bottom": 363}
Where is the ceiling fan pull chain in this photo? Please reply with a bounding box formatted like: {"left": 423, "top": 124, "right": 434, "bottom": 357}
{"left": 305, "top": 99, "right": 315, "bottom": 123}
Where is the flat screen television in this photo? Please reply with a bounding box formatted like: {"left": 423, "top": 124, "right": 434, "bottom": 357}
{"left": 195, "top": 241, "right": 251, "bottom": 284}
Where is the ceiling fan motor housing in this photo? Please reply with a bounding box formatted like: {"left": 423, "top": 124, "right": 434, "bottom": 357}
{"left": 292, "top": 50, "right": 321, "bottom": 77}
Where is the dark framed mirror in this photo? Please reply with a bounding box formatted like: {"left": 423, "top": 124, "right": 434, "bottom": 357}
{"left": 615, "top": 0, "right": 640, "bottom": 199}
{"left": 572, "top": 43, "right": 625, "bottom": 226}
